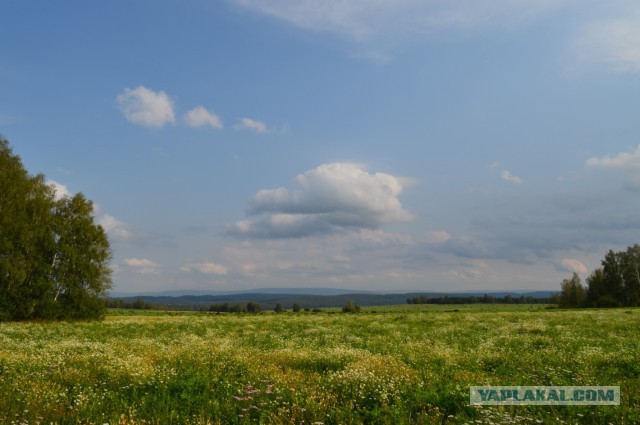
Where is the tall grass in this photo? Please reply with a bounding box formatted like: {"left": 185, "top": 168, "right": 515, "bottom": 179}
{"left": 0, "top": 308, "right": 638, "bottom": 424}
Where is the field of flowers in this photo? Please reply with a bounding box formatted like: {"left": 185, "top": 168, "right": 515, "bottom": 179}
{"left": 0, "top": 306, "right": 638, "bottom": 424}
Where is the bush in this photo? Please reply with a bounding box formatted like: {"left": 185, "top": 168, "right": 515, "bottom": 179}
{"left": 342, "top": 300, "right": 361, "bottom": 313}
{"left": 596, "top": 295, "right": 621, "bottom": 308}
{"left": 246, "top": 302, "right": 261, "bottom": 313}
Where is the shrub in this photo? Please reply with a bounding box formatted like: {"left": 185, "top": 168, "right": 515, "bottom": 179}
{"left": 342, "top": 300, "right": 361, "bottom": 313}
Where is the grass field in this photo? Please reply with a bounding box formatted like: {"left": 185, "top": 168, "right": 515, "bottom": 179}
{"left": 0, "top": 306, "right": 638, "bottom": 424}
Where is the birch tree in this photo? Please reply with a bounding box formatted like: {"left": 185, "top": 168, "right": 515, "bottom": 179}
{"left": 0, "top": 136, "right": 111, "bottom": 321}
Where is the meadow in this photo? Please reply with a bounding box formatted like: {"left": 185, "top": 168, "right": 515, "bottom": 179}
{"left": 0, "top": 306, "right": 638, "bottom": 424}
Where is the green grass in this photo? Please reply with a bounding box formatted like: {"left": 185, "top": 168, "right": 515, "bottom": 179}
{"left": 1, "top": 307, "right": 638, "bottom": 424}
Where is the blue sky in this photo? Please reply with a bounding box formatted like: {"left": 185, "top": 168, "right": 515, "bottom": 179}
{"left": 2, "top": 0, "right": 640, "bottom": 293}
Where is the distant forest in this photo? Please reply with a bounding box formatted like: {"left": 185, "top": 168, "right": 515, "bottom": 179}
{"left": 406, "top": 294, "right": 549, "bottom": 305}
{"left": 104, "top": 290, "right": 553, "bottom": 312}
{"left": 558, "top": 244, "right": 640, "bottom": 308}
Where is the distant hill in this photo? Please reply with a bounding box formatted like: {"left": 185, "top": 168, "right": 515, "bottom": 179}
{"left": 107, "top": 290, "right": 555, "bottom": 310}
{"left": 108, "top": 287, "right": 375, "bottom": 298}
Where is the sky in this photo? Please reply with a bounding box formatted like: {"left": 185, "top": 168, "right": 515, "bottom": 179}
{"left": 2, "top": 0, "right": 640, "bottom": 294}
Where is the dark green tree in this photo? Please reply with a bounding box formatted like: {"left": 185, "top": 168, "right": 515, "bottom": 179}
{"left": 559, "top": 272, "right": 586, "bottom": 308}
{"left": 601, "top": 250, "right": 625, "bottom": 304}
{"left": 0, "top": 136, "right": 112, "bottom": 321}
{"left": 585, "top": 268, "right": 613, "bottom": 307}
{"left": 342, "top": 300, "right": 361, "bottom": 313}
{"left": 621, "top": 244, "right": 640, "bottom": 306}
{"left": 0, "top": 138, "right": 55, "bottom": 320}
{"left": 598, "top": 246, "right": 640, "bottom": 307}
{"left": 292, "top": 303, "right": 301, "bottom": 312}
{"left": 47, "top": 194, "right": 112, "bottom": 319}
{"left": 246, "top": 302, "right": 261, "bottom": 313}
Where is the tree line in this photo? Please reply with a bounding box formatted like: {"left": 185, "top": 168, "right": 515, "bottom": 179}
{"left": 407, "top": 294, "right": 549, "bottom": 305}
{"left": 104, "top": 297, "right": 156, "bottom": 310}
{"left": 202, "top": 301, "right": 263, "bottom": 313}
{"left": 1, "top": 137, "right": 112, "bottom": 321}
{"left": 558, "top": 244, "right": 640, "bottom": 308}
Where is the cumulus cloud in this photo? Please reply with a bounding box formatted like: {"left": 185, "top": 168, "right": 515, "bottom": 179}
{"left": 46, "top": 180, "right": 71, "bottom": 200}
{"left": 228, "top": 162, "right": 412, "bottom": 238}
{"left": 122, "top": 258, "right": 160, "bottom": 274}
{"left": 586, "top": 145, "right": 640, "bottom": 182}
{"left": 97, "top": 213, "right": 134, "bottom": 243}
{"left": 501, "top": 170, "right": 523, "bottom": 184}
{"left": 184, "top": 106, "right": 223, "bottom": 129}
{"left": 235, "top": 117, "right": 268, "bottom": 133}
{"left": 180, "top": 261, "right": 229, "bottom": 275}
{"left": 117, "top": 86, "right": 175, "bottom": 127}
{"left": 558, "top": 258, "right": 587, "bottom": 274}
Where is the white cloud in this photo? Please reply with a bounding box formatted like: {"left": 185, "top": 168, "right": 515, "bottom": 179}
{"left": 231, "top": 0, "right": 572, "bottom": 44}
{"left": 117, "top": 86, "right": 175, "bottom": 127}
{"left": 425, "top": 230, "right": 452, "bottom": 244}
{"left": 44, "top": 190, "right": 135, "bottom": 243}
{"left": 228, "top": 162, "right": 412, "bottom": 238}
{"left": 235, "top": 117, "right": 268, "bottom": 133}
{"left": 123, "top": 258, "right": 157, "bottom": 267}
{"left": 587, "top": 144, "right": 640, "bottom": 190}
{"left": 181, "top": 261, "right": 229, "bottom": 275}
{"left": 122, "top": 258, "right": 160, "bottom": 274}
{"left": 97, "top": 213, "right": 134, "bottom": 243}
{"left": 586, "top": 145, "right": 640, "bottom": 180}
{"left": 501, "top": 170, "right": 523, "bottom": 184}
{"left": 46, "top": 180, "right": 71, "bottom": 200}
{"left": 184, "top": 106, "right": 223, "bottom": 129}
{"left": 577, "top": 17, "right": 640, "bottom": 73}
{"left": 559, "top": 258, "right": 587, "bottom": 274}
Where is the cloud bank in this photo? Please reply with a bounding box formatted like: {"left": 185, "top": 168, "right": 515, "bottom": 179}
{"left": 587, "top": 144, "right": 640, "bottom": 178}
{"left": 181, "top": 261, "right": 229, "bottom": 275}
{"left": 228, "top": 162, "right": 412, "bottom": 238}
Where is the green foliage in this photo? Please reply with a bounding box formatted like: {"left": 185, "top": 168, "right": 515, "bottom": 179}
{"left": 342, "top": 300, "right": 361, "bottom": 313}
{"left": 407, "top": 294, "right": 545, "bottom": 305}
{"left": 273, "top": 303, "right": 285, "bottom": 313}
{"left": 408, "top": 295, "right": 429, "bottom": 304}
{"left": 578, "top": 244, "right": 640, "bottom": 308}
{"left": 246, "top": 301, "right": 261, "bottom": 313}
{"left": 292, "top": 303, "right": 301, "bottom": 312}
{"left": 560, "top": 272, "right": 586, "bottom": 307}
{"left": 0, "top": 136, "right": 112, "bottom": 321}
